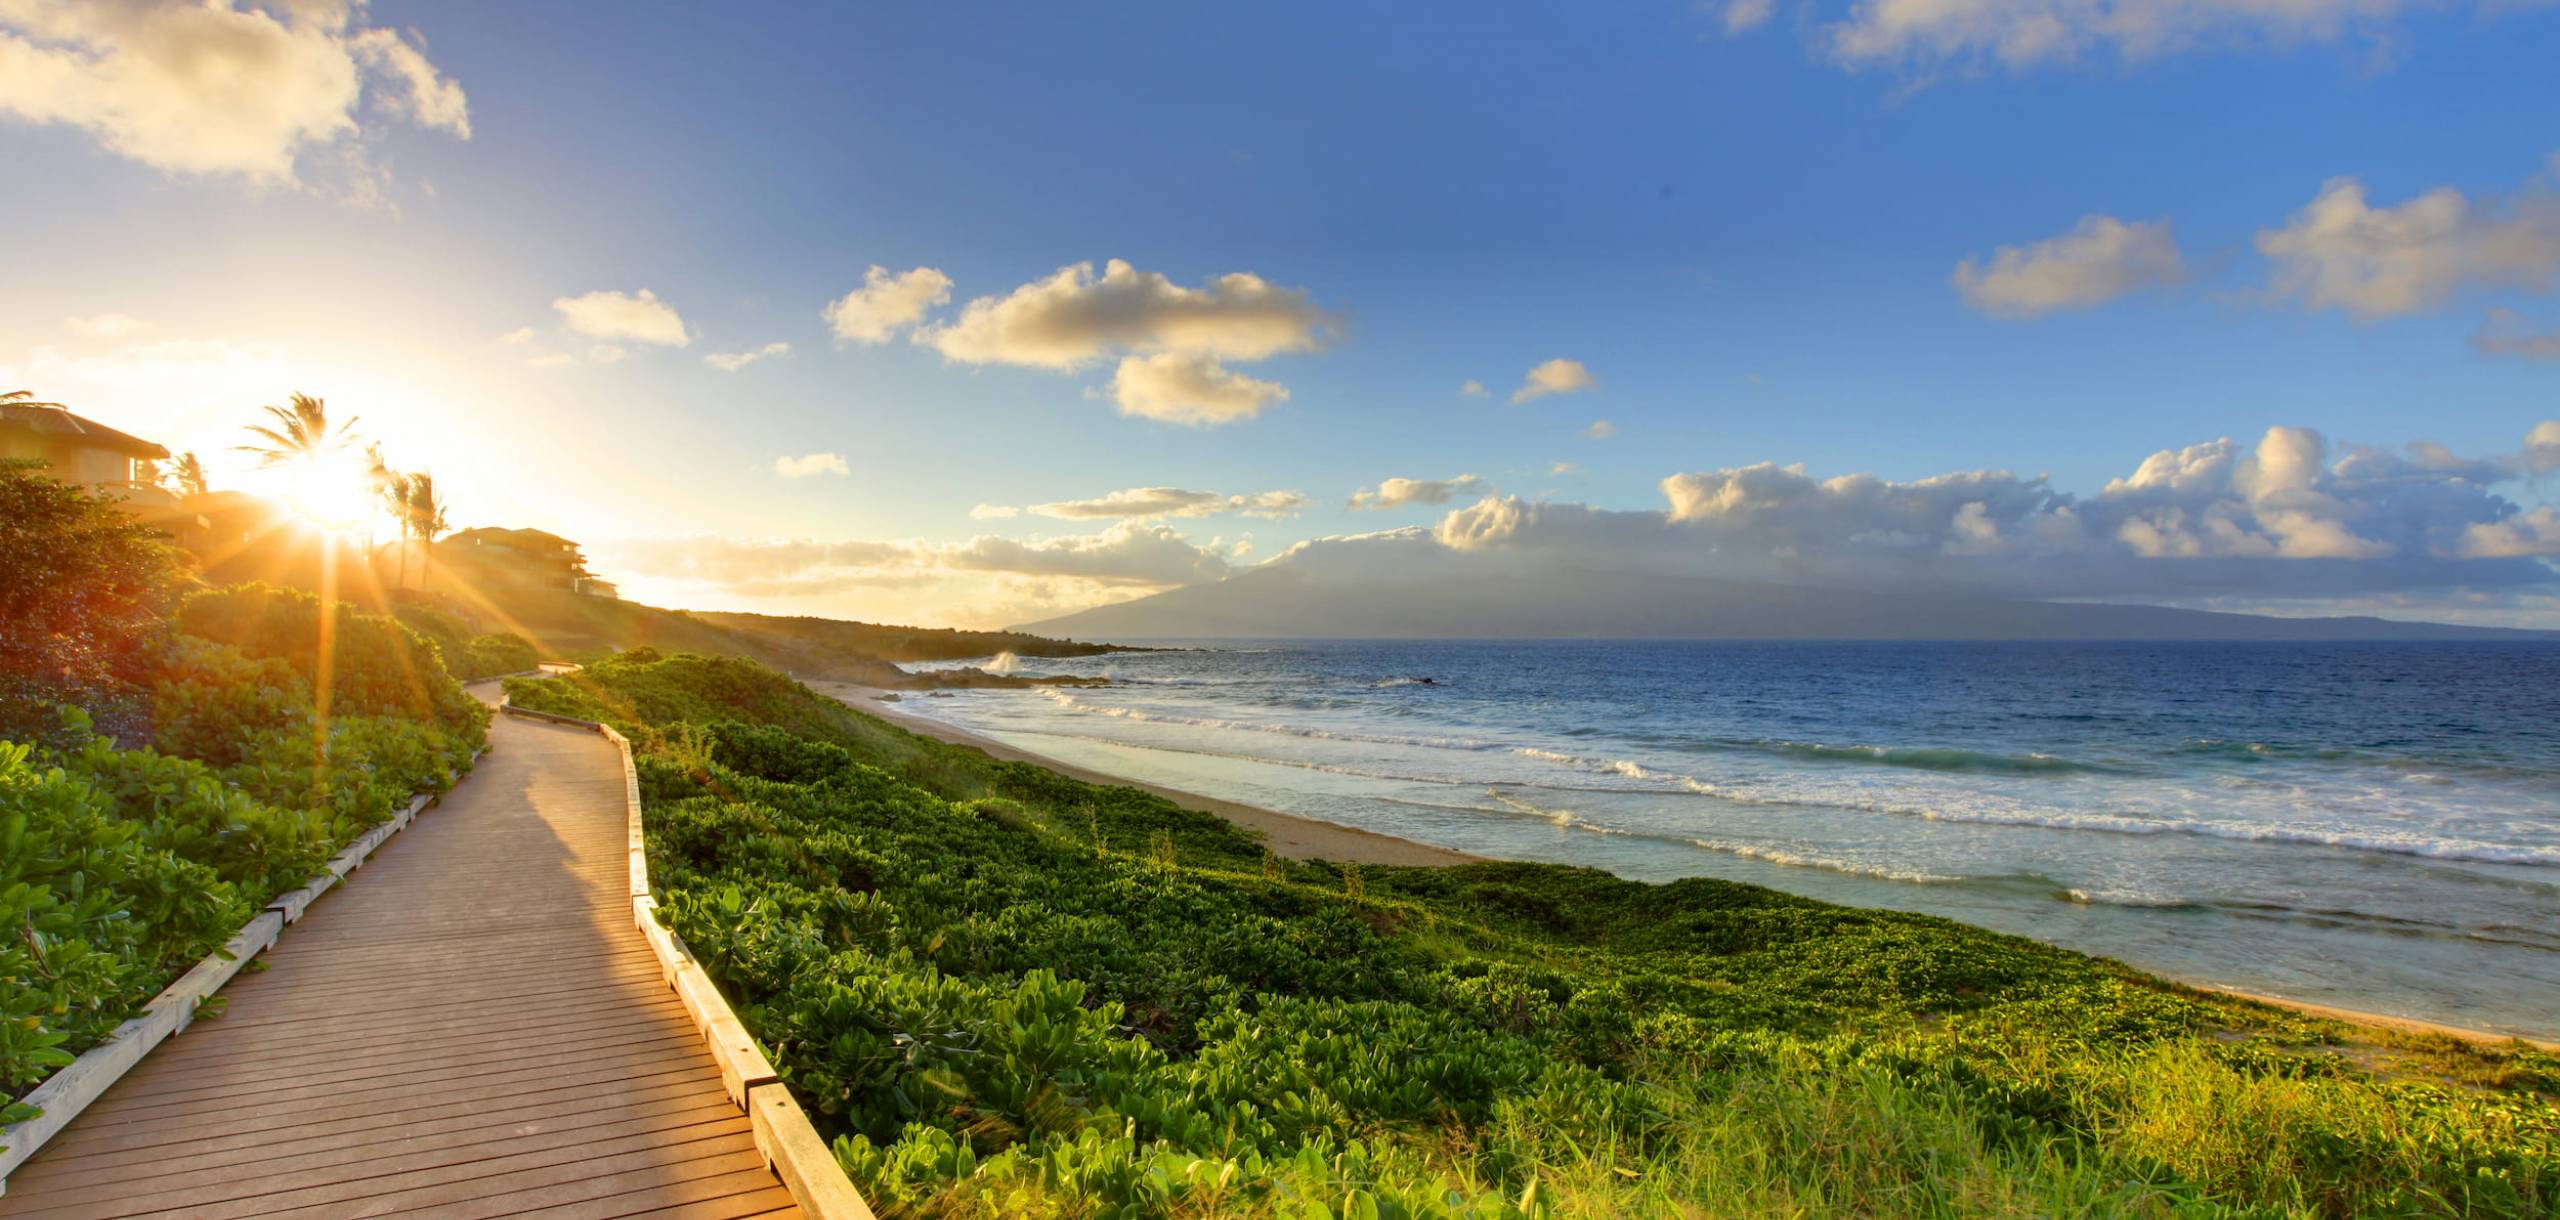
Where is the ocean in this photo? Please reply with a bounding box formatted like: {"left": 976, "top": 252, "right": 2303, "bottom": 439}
{"left": 894, "top": 640, "right": 2560, "bottom": 1039}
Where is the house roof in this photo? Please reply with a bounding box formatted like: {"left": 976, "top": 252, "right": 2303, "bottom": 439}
{"left": 448, "top": 526, "right": 581, "bottom": 553}
{"left": 0, "top": 402, "right": 170, "bottom": 459}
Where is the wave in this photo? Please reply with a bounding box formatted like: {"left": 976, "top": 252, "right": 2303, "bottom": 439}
{"left": 1032, "top": 689, "right": 1499, "bottom": 752}
{"left": 1504, "top": 744, "right": 2560, "bottom": 867}
{"left": 1684, "top": 837, "right": 1973, "bottom": 885}
{"left": 1721, "top": 738, "right": 2118, "bottom": 775}
{"left": 1003, "top": 695, "right": 2560, "bottom": 869}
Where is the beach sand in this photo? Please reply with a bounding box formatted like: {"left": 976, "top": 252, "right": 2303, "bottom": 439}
{"left": 814, "top": 680, "right": 2551, "bottom": 1050}
{"left": 813, "top": 682, "right": 1480, "bottom": 867}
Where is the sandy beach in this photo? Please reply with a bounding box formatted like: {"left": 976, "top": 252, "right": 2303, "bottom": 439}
{"left": 813, "top": 682, "right": 1480, "bottom": 867}
{"left": 814, "top": 680, "right": 2555, "bottom": 1050}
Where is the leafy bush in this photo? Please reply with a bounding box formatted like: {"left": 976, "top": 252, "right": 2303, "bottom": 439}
{"left": 175, "top": 582, "right": 480, "bottom": 729}
{"left": 555, "top": 651, "right": 2559, "bottom": 1218}
{"left": 462, "top": 632, "right": 541, "bottom": 679}
{"left": 0, "top": 461, "right": 179, "bottom": 743}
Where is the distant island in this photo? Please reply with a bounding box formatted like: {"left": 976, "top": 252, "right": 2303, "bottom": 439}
{"left": 1019, "top": 565, "right": 2560, "bottom": 641}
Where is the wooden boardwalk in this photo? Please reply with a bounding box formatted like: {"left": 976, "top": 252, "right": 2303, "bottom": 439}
{"left": 0, "top": 696, "right": 801, "bottom": 1219}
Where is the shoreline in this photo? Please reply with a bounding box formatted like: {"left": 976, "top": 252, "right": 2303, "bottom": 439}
{"left": 814, "top": 683, "right": 1481, "bottom": 867}
{"left": 816, "top": 681, "right": 2551, "bottom": 1051}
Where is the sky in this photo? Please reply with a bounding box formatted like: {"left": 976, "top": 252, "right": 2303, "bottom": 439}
{"left": 4, "top": 0, "right": 2558, "bottom": 629}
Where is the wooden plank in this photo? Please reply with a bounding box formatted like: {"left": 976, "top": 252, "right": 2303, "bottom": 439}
{"left": 751, "top": 1082, "right": 877, "bottom": 1220}
{"left": 671, "top": 958, "right": 781, "bottom": 1106}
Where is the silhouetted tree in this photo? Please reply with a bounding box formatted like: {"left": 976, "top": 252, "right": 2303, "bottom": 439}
{"left": 234, "top": 393, "right": 358, "bottom": 467}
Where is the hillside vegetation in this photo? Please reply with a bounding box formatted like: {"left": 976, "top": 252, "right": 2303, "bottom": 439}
{"left": 371, "top": 588, "right": 1135, "bottom": 686}
{"left": 508, "top": 652, "right": 2559, "bottom": 1218}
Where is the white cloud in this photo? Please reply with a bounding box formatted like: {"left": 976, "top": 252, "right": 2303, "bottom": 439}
{"left": 706, "top": 341, "right": 791, "bottom": 371}
{"left": 1350, "top": 473, "right": 1488, "bottom": 510}
{"left": 1460, "top": 379, "right": 1489, "bottom": 397}
{"left": 985, "top": 486, "right": 1311, "bottom": 521}
{"left": 920, "top": 259, "right": 1337, "bottom": 370}
{"left": 1510, "top": 358, "right": 1593, "bottom": 404}
{"left": 1953, "top": 215, "right": 2185, "bottom": 319}
{"left": 552, "top": 289, "right": 690, "bottom": 347}
{"left": 1107, "top": 351, "right": 1290, "bottom": 425}
{"left": 2526, "top": 419, "right": 2560, "bottom": 472}
{"left": 970, "top": 504, "right": 1022, "bottom": 519}
{"left": 349, "top": 26, "right": 467, "bottom": 138}
{"left": 912, "top": 259, "right": 1336, "bottom": 426}
{"left": 1723, "top": 0, "right": 1777, "bottom": 34}
{"left": 1420, "top": 420, "right": 2560, "bottom": 601}
{"left": 2459, "top": 507, "right": 2560, "bottom": 559}
{"left": 1583, "top": 419, "right": 1617, "bottom": 439}
{"left": 773, "top": 452, "right": 850, "bottom": 478}
{"left": 0, "top": 1, "right": 467, "bottom": 187}
{"left": 586, "top": 344, "right": 627, "bottom": 365}
{"left": 2257, "top": 161, "right": 2560, "bottom": 320}
{"left": 823, "top": 266, "right": 953, "bottom": 344}
{"left": 1550, "top": 461, "right": 1581, "bottom": 475}
{"left": 2474, "top": 308, "right": 2560, "bottom": 361}
{"left": 62, "top": 312, "right": 148, "bottom": 338}
{"left": 1821, "top": 0, "right": 2479, "bottom": 75}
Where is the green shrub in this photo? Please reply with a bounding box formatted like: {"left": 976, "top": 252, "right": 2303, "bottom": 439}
{"left": 175, "top": 582, "right": 480, "bottom": 730}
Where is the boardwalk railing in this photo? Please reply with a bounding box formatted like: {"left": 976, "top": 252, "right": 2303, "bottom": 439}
{"left": 0, "top": 755, "right": 478, "bottom": 1193}
{"left": 500, "top": 693, "right": 877, "bottom": 1220}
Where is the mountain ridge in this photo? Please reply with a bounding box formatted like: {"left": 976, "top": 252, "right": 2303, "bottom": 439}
{"left": 1016, "top": 566, "right": 2560, "bottom": 642}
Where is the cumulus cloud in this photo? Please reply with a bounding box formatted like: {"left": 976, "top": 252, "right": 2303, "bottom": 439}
{"left": 1953, "top": 215, "right": 2185, "bottom": 319}
{"left": 970, "top": 504, "right": 1022, "bottom": 520}
{"left": 1272, "top": 421, "right": 2560, "bottom": 616}
{"left": 1460, "top": 379, "right": 1489, "bottom": 397}
{"left": 62, "top": 312, "right": 148, "bottom": 338}
{"left": 1107, "top": 351, "right": 1290, "bottom": 424}
{"left": 914, "top": 259, "right": 1337, "bottom": 425}
{"left": 2257, "top": 161, "right": 2560, "bottom": 320}
{"left": 823, "top": 265, "right": 953, "bottom": 344}
{"left": 2474, "top": 308, "right": 2560, "bottom": 361}
{"left": 1821, "top": 0, "right": 2482, "bottom": 75}
{"left": 985, "top": 486, "right": 1310, "bottom": 521}
{"left": 921, "top": 259, "right": 1337, "bottom": 369}
{"left": 1350, "top": 474, "right": 1489, "bottom": 510}
{"left": 552, "top": 289, "right": 690, "bottom": 347}
{"left": 773, "top": 452, "right": 849, "bottom": 478}
{"left": 1510, "top": 358, "right": 1593, "bottom": 404}
{"left": 0, "top": 0, "right": 467, "bottom": 187}
{"left": 1583, "top": 419, "right": 1617, "bottom": 439}
{"left": 706, "top": 341, "right": 791, "bottom": 371}
{"left": 2527, "top": 420, "right": 2560, "bottom": 473}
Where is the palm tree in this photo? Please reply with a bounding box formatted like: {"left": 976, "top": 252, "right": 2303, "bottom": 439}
{"left": 372, "top": 448, "right": 414, "bottom": 588}
{"left": 2, "top": 389, "right": 65, "bottom": 408}
{"left": 234, "top": 393, "right": 358, "bottom": 467}
{"left": 406, "top": 472, "right": 451, "bottom": 590}
{"left": 168, "top": 452, "right": 209, "bottom": 499}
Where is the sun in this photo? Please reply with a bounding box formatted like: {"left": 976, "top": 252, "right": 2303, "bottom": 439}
{"left": 276, "top": 453, "right": 380, "bottom": 536}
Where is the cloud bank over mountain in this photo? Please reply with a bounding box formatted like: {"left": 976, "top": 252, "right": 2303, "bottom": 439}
{"left": 590, "top": 422, "right": 2560, "bottom": 629}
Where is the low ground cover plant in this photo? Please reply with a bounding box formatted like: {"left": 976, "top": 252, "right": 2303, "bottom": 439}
{"left": 511, "top": 653, "right": 2560, "bottom": 1218}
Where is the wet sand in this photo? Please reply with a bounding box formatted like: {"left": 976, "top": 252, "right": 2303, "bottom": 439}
{"left": 815, "top": 681, "right": 2551, "bottom": 1049}
{"left": 814, "top": 682, "right": 1480, "bottom": 867}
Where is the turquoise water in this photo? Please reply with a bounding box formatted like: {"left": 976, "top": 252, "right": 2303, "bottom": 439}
{"left": 898, "top": 640, "right": 2560, "bottom": 1038}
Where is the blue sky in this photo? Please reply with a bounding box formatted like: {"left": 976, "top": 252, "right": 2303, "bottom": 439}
{"left": 4, "top": 1, "right": 2557, "bottom": 626}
